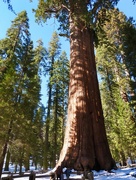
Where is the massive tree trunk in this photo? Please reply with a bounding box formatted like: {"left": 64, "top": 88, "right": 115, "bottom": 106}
{"left": 56, "top": 1, "right": 116, "bottom": 172}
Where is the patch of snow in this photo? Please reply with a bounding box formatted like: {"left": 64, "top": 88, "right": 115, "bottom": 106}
{"left": 2, "top": 165, "right": 136, "bottom": 180}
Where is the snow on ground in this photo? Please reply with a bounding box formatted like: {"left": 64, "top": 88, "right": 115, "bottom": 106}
{"left": 2, "top": 167, "right": 136, "bottom": 180}
{"left": 93, "top": 168, "right": 136, "bottom": 179}
{"left": 69, "top": 168, "right": 136, "bottom": 179}
{"left": 2, "top": 167, "right": 136, "bottom": 179}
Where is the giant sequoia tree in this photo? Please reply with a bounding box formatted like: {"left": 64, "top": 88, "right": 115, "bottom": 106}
{"left": 35, "top": 0, "right": 121, "bottom": 172}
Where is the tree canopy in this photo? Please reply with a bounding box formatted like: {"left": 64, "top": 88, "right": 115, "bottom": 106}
{"left": 1, "top": 0, "right": 136, "bottom": 176}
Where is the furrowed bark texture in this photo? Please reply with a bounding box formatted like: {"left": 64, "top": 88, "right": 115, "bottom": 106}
{"left": 56, "top": 1, "right": 115, "bottom": 172}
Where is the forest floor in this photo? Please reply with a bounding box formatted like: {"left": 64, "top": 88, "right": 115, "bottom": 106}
{"left": 2, "top": 165, "right": 136, "bottom": 179}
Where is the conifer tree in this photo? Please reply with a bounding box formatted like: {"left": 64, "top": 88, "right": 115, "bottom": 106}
{"left": 3, "top": 0, "right": 136, "bottom": 173}
{"left": 48, "top": 51, "right": 69, "bottom": 167}
{"left": 35, "top": 0, "right": 120, "bottom": 172}
{"left": 0, "top": 11, "right": 44, "bottom": 176}
{"left": 43, "top": 32, "right": 61, "bottom": 169}
{"left": 43, "top": 32, "right": 69, "bottom": 169}
{"left": 121, "top": 18, "right": 136, "bottom": 118}
{"left": 96, "top": 8, "right": 136, "bottom": 164}
{"left": 0, "top": 10, "right": 31, "bottom": 175}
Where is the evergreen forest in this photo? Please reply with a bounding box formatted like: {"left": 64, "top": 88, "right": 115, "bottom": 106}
{"left": 0, "top": 0, "right": 136, "bottom": 175}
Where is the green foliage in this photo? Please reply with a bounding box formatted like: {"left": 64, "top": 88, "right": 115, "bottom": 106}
{"left": 96, "top": 8, "right": 136, "bottom": 164}
{"left": 120, "top": 18, "right": 136, "bottom": 114}
{"left": 49, "top": 51, "right": 69, "bottom": 166}
{"left": 2, "top": 0, "right": 136, "bottom": 170}
{"left": 43, "top": 32, "right": 69, "bottom": 169}
{"left": 34, "top": 0, "right": 120, "bottom": 35}
{"left": 0, "top": 10, "right": 45, "bottom": 172}
{"left": 2, "top": 0, "right": 16, "bottom": 14}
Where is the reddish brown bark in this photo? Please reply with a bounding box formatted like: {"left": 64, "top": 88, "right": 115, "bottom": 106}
{"left": 56, "top": 1, "right": 116, "bottom": 173}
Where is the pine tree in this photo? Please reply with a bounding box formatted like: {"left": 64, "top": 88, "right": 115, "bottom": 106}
{"left": 43, "top": 32, "right": 69, "bottom": 169}
{"left": 0, "top": 11, "right": 43, "bottom": 176}
{"left": 2, "top": 0, "right": 136, "bottom": 172}
{"left": 48, "top": 51, "right": 69, "bottom": 167}
{"left": 0, "top": 10, "right": 32, "bottom": 175}
{"left": 43, "top": 32, "right": 61, "bottom": 169}
{"left": 96, "top": 8, "right": 136, "bottom": 164}
{"left": 121, "top": 18, "right": 136, "bottom": 118}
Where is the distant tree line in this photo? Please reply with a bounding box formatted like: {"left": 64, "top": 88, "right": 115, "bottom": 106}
{"left": 0, "top": 6, "right": 136, "bottom": 177}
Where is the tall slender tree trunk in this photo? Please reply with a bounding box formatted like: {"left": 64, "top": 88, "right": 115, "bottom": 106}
{"left": 4, "top": 150, "right": 10, "bottom": 171}
{"left": 19, "top": 160, "right": 23, "bottom": 175}
{"left": 24, "top": 158, "right": 30, "bottom": 171}
{"left": 56, "top": 3, "right": 115, "bottom": 171}
{"left": 53, "top": 86, "right": 59, "bottom": 167}
{"left": 44, "top": 84, "right": 51, "bottom": 169}
{"left": 0, "top": 119, "right": 13, "bottom": 178}
{"left": 0, "top": 142, "right": 8, "bottom": 177}
{"left": 120, "top": 151, "right": 126, "bottom": 166}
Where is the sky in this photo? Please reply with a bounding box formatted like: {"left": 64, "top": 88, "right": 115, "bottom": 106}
{"left": 0, "top": 0, "right": 70, "bottom": 51}
{"left": 0, "top": 0, "right": 135, "bottom": 53}
{"left": 0, "top": 0, "right": 136, "bottom": 106}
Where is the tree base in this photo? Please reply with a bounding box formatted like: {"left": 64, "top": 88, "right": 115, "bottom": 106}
{"left": 82, "top": 171, "right": 94, "bottom": 180}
